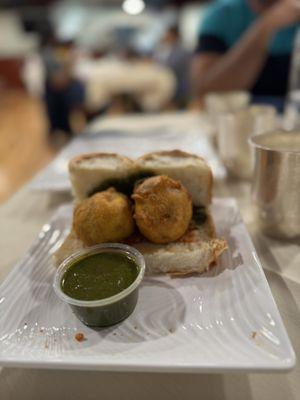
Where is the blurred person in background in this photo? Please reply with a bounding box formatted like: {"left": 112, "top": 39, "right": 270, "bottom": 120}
{"left": 192, "top": 0, "right": 300, "bottom": 110}
{"left": 41, "top": 34, "right": 85, "bottom": 140}
{"left": 154, "top": 25, "right": 191, "bottom": 108}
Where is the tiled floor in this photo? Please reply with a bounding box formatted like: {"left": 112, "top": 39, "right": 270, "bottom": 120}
{"left": 0, "top": 90, "right": 55, "bottom": 204}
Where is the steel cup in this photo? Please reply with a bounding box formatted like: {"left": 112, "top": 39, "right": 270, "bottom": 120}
{"left": 250, "top": 130, "right": 300, "bottom": 239}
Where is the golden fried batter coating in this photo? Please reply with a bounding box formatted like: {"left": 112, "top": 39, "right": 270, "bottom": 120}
{"left": 132, "top": 175, "right": 192, "bottom": 244}
{"left": 73, "top": 188, "right": 134, "bottom": 246}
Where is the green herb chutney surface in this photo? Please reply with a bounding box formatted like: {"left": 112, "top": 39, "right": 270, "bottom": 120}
{"left": 61, "top": 252, "right": 139, "bottom": 301}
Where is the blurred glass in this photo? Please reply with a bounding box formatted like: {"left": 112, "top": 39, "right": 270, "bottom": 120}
{"left": 204, "top": 91, "right": 250, "bottom": 115}
{"left": 217, "top": 105, "right": 277, "bottom": 180}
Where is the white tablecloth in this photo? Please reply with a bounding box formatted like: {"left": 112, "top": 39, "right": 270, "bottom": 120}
{"left": 0, "top": 116, "right": 300, "bottom": 400}
{"left": 75, "top": 58, "right": 176, "bottom": 112}
{"left": 22, "top": 56, "right": 176, "bottom": 112}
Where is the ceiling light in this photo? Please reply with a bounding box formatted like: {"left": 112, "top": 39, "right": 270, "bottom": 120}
{"left": 122, "top": 0, "right": 145, "bottom": 15}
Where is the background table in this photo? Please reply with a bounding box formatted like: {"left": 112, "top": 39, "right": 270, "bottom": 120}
{"left": 0, "top": 114, "right": 299, "bottom": 400}
{"left": 22, "top": 56, "right": 176, "bottom": 112}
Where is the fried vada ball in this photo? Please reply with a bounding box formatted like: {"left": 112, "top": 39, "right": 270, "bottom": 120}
{"left": 132, "top": 175, "right": 192, "bottom": 244}
{"left": 73, "top": 188, "right": 134, "bottom": 245}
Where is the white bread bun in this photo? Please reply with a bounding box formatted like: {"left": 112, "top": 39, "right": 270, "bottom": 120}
{"left": 53, "top": 213, "right": 227, "bottom": 275}
{"left": 69, "top": 150, "right": 212, "bottom": 206}
{"left": 136, "top": 150, "right": 212, "bottom": 206}
{"left": 69, "top": 153, "right": 137, "bottom": 201}
{"left": 133, "top": 214, "right": 226, "bottom": 275}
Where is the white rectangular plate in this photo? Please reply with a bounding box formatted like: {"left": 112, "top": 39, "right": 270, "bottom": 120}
{"left": 30, "top": 129, "right": 226, "bottom": 192}
{"left": 0, "top": 198, "right": 295, "bottom": 372}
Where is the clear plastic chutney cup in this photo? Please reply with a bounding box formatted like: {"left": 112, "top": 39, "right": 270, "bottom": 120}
{"left": 53, "top": 243, "right": 145, "bottom": 327}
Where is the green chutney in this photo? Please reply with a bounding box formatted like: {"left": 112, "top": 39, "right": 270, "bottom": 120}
{"left": 61, "top": 252, "right": 139, "bottom": 301}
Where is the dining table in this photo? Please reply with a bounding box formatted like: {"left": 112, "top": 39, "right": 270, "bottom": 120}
{"left": 0, "top": 111, "right": 299, "bottom": 400}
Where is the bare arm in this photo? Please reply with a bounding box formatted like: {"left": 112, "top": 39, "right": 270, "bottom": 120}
{"left": 192, "top": 0, "right": 300, "bottom": 96}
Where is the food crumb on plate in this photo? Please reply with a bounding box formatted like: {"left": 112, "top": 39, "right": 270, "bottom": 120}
{"left": 75, "top": 332, "right": 85, "bottom": 342}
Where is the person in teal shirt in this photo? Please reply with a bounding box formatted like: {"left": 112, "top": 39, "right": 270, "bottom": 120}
{"left": 192, "top": 0, "right": 300, "bottom": 108}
